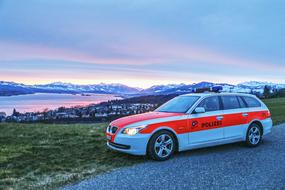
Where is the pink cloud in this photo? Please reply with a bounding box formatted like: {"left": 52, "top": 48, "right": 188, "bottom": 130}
{"left": 110, "top": 37, "right": 282, "bottom": 72}
{"left": 0, "top": 37, "right": 283, "bottom": 74}
{"left": 0, "top": 41, "right": 163, "bottom": 65}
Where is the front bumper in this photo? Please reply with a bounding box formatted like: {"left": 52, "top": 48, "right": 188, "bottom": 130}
{"left": 107, "top": 133, "right": 151, "bottom": 155}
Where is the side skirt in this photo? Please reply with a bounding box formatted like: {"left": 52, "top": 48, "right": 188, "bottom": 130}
{"left": 178, "top": 136, "right": 244, "bottom": 152}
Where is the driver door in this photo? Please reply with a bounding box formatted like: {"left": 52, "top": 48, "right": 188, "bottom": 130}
{"left": 188, "top": 96, "right": 224, "bottom": 144}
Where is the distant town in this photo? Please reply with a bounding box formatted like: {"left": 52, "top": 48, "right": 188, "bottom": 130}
{"left": 0, "top": 94, "right": 177, "bottom": 123}
{"left": 1, "top": 103, "right": 157, "bottom": 123}
{"left": 0, "top": 84, "right": 284, "bottom": 123}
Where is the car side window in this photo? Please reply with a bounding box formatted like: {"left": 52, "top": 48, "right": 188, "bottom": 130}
{"left": 237, "top": 96, "right": 247, "bottom": 108}
{"left": 242, "top": 96, "right": 261, "bottom": 107}
{"left": 197, "top": 96, "right": 220, "bottom": 112}
{"left": 221, "top": 96, "right": 240, "bottom": 110}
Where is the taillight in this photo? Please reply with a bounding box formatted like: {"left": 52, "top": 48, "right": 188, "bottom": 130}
{"left": 266, "top": 110, "right": 271, "bottom": 118}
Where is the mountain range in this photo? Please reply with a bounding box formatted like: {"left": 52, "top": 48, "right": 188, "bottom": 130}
{"left": 0, "top": 81, "right": 285, "bottom": 96}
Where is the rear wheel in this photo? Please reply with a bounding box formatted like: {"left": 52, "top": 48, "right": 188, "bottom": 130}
{"left": 246, "top": 123, "right": 262, "bottom": 147}
{"left": 147, "top": 130, "right": 176, "bottom": 161}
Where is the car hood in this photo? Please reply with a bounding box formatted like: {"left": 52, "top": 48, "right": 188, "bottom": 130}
{"left": 110, "top": 111, "right": 185, "bottom": 129}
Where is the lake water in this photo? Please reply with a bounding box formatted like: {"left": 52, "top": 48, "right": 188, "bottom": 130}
{"left": 0, "top": 93, "right": 121, "bottom": 115}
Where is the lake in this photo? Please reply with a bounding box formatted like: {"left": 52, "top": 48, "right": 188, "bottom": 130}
{"left": 0, "top": 93, "right": 121, "bottom": 115}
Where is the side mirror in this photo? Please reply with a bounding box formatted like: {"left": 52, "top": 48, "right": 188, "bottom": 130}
{"left": 194, "top": 107, "right": 206, "bottom": 114}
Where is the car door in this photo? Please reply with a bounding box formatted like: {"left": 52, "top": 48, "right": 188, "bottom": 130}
{"left": 188, "top": 95, "right": 224, "bottom": 144}
{"left": 221, "top": 95, "right": 248, "bottom": 139}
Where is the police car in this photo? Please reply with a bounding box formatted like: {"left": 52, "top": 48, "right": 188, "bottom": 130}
{"left": 106, "top": 93, "right": 272, "bottom": 161}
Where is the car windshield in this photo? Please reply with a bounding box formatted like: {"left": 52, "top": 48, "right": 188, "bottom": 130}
{"left": 156, "top": 96, "right": 200, "bottom": 113}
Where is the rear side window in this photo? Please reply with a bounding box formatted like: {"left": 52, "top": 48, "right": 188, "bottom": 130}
{"left": 198, "top": 96, "right": 220, "bottom": 112}
{"left": 221, "top": 96, "right": 240, "bottom": 110}
{"left": 237, "top": 96, "right": 247, "bottom": 108}
{"left": 242, "top": 96, "right": 261, "bottom": 107}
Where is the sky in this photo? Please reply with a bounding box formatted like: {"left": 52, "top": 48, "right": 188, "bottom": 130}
{"left": 0, "top": 0, "right": 284, "bottom": 88}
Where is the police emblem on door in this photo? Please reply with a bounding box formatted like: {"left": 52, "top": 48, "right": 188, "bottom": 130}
{"left": 192, "top": 120, "right": 198, "bottom": 128}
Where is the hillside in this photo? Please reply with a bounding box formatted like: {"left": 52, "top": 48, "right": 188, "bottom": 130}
{"left": 0, "top": 97, "right": 284, "bottom": 190}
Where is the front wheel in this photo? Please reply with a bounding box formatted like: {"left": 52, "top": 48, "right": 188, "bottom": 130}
{"left": 147, "top": 130, "right": 176, "bottom": 161}
{"left": 246, "top": 123, "right": 262, "bottom": 147}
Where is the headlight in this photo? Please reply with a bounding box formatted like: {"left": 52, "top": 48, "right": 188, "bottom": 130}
{"left": 122, "top": 125, "right": 147, "bottom": 136}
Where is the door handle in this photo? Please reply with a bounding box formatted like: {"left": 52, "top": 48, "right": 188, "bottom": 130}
{"left": 242, "top": 113, "right": 248, "bottom": 117}
{"left": 216, "top": 116, "right": 224, "bottom": 121}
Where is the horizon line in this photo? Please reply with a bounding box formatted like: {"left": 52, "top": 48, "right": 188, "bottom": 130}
{"left": 1, "top": 80, "right": 284, "bottom": 90}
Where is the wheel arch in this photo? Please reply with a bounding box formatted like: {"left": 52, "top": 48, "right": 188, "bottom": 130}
{"left": 146, "top": 127, "right": 180, "bottom": 152}
{"left": 248, "top": 120, "right": 264, "bottom": 136}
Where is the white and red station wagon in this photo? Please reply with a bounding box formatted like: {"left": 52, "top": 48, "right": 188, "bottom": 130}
{"left": 106, "top": 93, "right": 272, "bottom": 161}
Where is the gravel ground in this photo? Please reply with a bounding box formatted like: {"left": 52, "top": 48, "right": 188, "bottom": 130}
{"left": 62, "top": 123, "right": 285, "bottom": 190}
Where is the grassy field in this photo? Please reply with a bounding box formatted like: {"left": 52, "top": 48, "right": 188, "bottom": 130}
{"left": 0, "top": 123, "right": 146, "bottom": 190}
{"left": 263, "top": 97, "right": 285, "bottom": 125}
{"left": 0, "top": 97, "right": 284, "bottom": 190}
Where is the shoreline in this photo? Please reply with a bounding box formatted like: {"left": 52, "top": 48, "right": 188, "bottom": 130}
{"left": 0, "top": 93, "right": 123, "bottom": 116}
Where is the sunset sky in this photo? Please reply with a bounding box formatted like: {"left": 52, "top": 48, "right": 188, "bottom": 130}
{"left": 0, "top": 0, "right": 284, "bottom": 88}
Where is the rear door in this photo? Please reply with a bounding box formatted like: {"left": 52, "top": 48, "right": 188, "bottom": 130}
{"left": 188, "top": 95, "right": 224, "bottom": 144}
{"left": 221, "top": 95, "right": 248, "bottom": 139}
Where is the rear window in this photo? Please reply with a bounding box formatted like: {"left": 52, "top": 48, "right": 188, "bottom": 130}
{"left": 242, "top": 96, "right": 261, "bottom": 107}
{"left": 221, "top": 96, "right": 240, "bottom": 110}
{"left": 197, "top": 96, "right": 220, "bottom": 112}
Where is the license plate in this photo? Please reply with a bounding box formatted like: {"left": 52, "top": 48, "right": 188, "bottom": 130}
{"left": 106, "top": 135, "right": 111, "bottom": 141}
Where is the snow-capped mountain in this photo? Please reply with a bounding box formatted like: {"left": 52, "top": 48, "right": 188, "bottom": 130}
{"left": 0, "top": 81, "right": 140, "bottom": 96}
{"left": 0, "top": 81, "right": 34, "bottom": 96}
{"left": 142, "top": 82, "right": 234, "bottom": 95}
{"left": 142, "top": 81, "right": 285, "bottom": 95}
{"left": 238, "top": 81, "right": 285, "bottom": 89}
{"left": 0, "top": 80, "right": 285, "bottom": 96}
{"left": 141, "top": 82, "right": 226, "bottom": 95}
{"left": 141, "top": 83, "right": 190, "bottom": 94}
{"left": 34, "top": 82, "right": 140, "bottom": 94}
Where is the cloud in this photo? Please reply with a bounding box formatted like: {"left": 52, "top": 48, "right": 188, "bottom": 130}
{"left": 109, "top": 37, "right": 284, "bottom": 73}
{"left": 0, "top": 41, "right": 164, "bottom": 65}
{"left": 1, "top": 37, "right": 282, "bottom": 75}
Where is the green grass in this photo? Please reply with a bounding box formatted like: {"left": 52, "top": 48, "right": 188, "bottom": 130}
{"left": 0, "top": 97, "right": 284, "bottom": 190}
{"left": 0, "top": 123, "right": 146, "bottom": 190}
{"left": 263, "top": 97, "right": 285, "bottom": 125}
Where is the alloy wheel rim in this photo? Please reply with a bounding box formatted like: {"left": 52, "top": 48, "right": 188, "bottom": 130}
{"left": 249, "top": 126, "right": 261, "bottom": 145}
{"left": 154, "top": 134, "right": 173, "bottom": 158}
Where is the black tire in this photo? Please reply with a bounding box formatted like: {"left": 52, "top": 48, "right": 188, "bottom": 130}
{"left": 246, "top": 123, "right": 263, "bottom": 147}
{"left": 147, "top": 130, "right": 176, "bottom": 161}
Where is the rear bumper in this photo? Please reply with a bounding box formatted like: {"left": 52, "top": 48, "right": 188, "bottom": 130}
{"left": 107, "top": 133, "right": 151, "bottom": 155}
{"left": 261, "top": 118, "right": 273, "bottom": 136}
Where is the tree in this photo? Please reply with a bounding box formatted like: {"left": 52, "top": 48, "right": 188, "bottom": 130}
{"left": 276, "top": 88, "right": 285, "bottom": 97}
{"left": 263, "top": 85, "right": 271, "bottom": 98}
